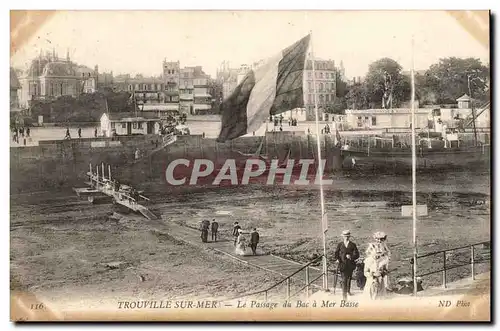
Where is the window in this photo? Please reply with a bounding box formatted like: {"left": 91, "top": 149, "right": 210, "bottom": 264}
{"left": 128, "top": 85, "right": 132, "bottom": 91}
{"left": 138, "top": 122, "right": 143, "bottom": 129}
{"left": 319, "top": 83, "right": 323, "bottom": 91}
{"left": 133, "top": 122, "right": 138, "bottom": 129}
{"left": 308, "top": 72, "right": 312, "bottom": 78}
{"left": 111, "top": 122, "right": 116, "bottom": 129}
{"left": 320, "top": 72, "right": 323, "bottom": 79}
{"left": 308, "top": 94, "right": 312, "bottom": 103}
{"left": 371, "top": 116, "right": 377, "bottom": 126}
{"left": 122, "top": 123, "right": 126, "bottom": 129}
{"left": 325, "top": 94, "right": 329, "bottom": 102}
{"left": 357, "top": 116, "right": 363, "bottom": 127}
{"left": 308, "top": 82, "right": 312, "bottom": 90}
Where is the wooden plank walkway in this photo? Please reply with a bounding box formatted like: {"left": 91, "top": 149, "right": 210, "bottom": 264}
{"left": 144, "top": 218, "right": 331, "bottom": 298}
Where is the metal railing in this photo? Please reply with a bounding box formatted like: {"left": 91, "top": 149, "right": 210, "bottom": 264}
{"left": 229, "top": 256, "right": 326, "bottom": 301}
{"left": 412, "top": 241, "right": 490, "bottom": 289}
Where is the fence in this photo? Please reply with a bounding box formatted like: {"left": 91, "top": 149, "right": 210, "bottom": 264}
{"left": 412, "top": 241, "right": 490, "bottom": 289}
{"left": 229, "top": 256, "right": 326, "bottom": 301}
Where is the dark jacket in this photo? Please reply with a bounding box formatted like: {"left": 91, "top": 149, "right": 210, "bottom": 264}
{"left": 334, "top": 241, "right": 360, "bottom": 273}
{"left": 251, "top": 231, "right": 259, "bottom": 244}
{"left": 211, "top": 222, "right": 219, "bottom": 232}
{"left": 232, "top": 225, "right": 241, "bottom": 236}
{"left": 201, "top": 220, "right": 210, "bottom": 231}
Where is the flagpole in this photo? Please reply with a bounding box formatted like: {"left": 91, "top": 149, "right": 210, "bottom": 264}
{"left": 411, "top": 36, "right": 418, "bottom": 297}
{"left": 310, "top": 30, "right": 328, "bottom": 290}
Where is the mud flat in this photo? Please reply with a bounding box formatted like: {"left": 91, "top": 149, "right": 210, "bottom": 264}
{"left": 10, "top": 171, "right": 490, "bottom": 305}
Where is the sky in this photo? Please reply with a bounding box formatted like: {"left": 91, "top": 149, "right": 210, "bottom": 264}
{"left": 10, "top": 10, "right": 489, "bottom": 79}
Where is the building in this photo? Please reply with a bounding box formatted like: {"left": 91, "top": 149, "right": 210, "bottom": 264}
{"left": 303, "top": 56, "right": 338, "bottom": 120}
{"left": 163, "top": 60, "right": 181, "bottom": 113}
{"left": 17, "top": 49, "right": 111, "bottom": 109}
{"left": 216, "top": 61, "right": 239, "bottom": 101}
{"left": 10, "top": 67, "right": 20, "bottom": 110}
{"left": 179, "top": 66, "right": 212, "bottom": 115}
{"left": 100, "top": 112, "right": 161, "bottom": 137}
{"left": 344, "top": 108, "right": 431, "bottom": 130}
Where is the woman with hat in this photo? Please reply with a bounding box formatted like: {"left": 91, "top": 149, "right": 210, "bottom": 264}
{"left": 365, "top": 231, "right": 391, "bottom": 291}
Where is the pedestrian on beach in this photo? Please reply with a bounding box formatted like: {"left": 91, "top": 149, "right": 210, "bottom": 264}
{"left": 65, "top": 128, "right": 71, "bottom": 140}
{"left": 250, "top": 228, "right": 260, "bottom": 255}
{"left": 26, "top": 127, "right": 30, "bottom": 138}
{"left": 232, "top": 222, "right": 241, "bottom": 246}
{"left": 78, "top": 127, "right": 82, "bottom": 138}
{"left": 211, "top": 219, "right": 219, "bottom": 242}
{"left": 200, "top": 219, "right": 210, "bottom": 243}
{"left": 334, "top": 230, "right": 360, "bottom": 300}
{"left": 94, "top": 128, "right": 98, "bottom": 138}
{"left": 366, "top": 231, "right": 391, "bottom": 291}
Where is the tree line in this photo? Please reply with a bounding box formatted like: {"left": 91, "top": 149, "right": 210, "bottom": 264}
{"left": 328, "top": 57, "right": 490, "bottom": 113}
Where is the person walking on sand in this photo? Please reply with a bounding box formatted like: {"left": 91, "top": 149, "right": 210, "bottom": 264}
{"left": 94, "top": 127, "right": 98, "bottom": 138}
{"left": 232, "top": 222, "right": 241, "bottom": 246}
{"left": 65, "top": 128, "right": 71, "bottom": 140}
{"left": 250, "top": 228, "right": 260, "bottom": 255}
{"left": 200, "top": 219, "right": 210, "bottom": 243}
{"left": 211, "top": 219, "right": 219, "bottom": 242}
{"left": 78, "top": 127, "right": 82, "bottom": 138}
{"left": 334, "top": 230, "right": 360, "bottom": 300}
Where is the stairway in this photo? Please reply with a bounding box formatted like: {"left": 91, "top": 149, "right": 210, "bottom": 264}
{"left": 464, "top": 101, "right": 490, "bottom": 127}
{"left": 132, "top": 134, "right": 177, "bottom": 164}
{"left": 135, "top": 205, "right": 158, "bottom": 220}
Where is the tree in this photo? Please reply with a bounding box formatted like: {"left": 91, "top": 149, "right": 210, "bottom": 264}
{"left": 364, "top": 58, "right": 410, "bottom": 108}
{"left": 422, "top": 57, "right": 489, "bottom": 104}
{"left": 345, "top": 82, "right": 370, "bottom": 110}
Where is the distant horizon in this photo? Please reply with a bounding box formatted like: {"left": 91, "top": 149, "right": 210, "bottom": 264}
{"left": 11, "top": 11, "right": 489, "bottom": 80}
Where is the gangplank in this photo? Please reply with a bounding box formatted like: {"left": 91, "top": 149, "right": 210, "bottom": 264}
{"left": 73, "top": 162, "right": 158, "bottom": 220}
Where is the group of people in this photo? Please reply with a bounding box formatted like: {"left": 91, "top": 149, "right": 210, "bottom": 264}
{"left": 198, "top": 220, "right": 261, "bottom": 256}
{"left": 232, "top": 222, "right": 260, "bottom": 256}
{"left": 200, "top": 219, "right": 219, "bottom": 243}
{"left": 12, "top": 126, "right": 30, "bottom": 145}
{"left": 334, "top": 229, "right": 391, "bottom": 301}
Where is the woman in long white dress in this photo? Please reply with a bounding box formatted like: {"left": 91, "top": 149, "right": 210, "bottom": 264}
{"left": 363, "top": 243, "right": 387, "bottom": 300}
{"left": 235, "top": 229, "right": 247, "bottom": 256}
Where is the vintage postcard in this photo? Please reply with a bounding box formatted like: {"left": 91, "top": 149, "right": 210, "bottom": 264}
{"left": 9, "top": 10, "right": 491, "bottom": 322}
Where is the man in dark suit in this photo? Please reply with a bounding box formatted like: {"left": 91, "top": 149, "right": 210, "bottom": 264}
{"left": 334, "top": 230, "right": 360, "bottom": 300}
{"left": 250, "top": 228, "right": 260, "bottom": 255}
{"left": 211, "top": 219, "right": 219, "bottom": 242}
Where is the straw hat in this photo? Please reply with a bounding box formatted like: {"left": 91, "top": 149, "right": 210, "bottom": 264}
{"left": 341, "top": 230, "right": 351, "bottom": 236}
{"left": 373, "top": 231, "right": 387, "bottom": 239}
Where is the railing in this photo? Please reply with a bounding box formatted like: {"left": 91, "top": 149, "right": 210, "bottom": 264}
{"left": 412, "top": 241, "right": 490, "bottom": 289}
{"left": 229, "top": 256, "right": 326, "bottom": 301}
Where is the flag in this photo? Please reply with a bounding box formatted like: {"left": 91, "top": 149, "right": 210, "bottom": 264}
{"left": 217, "top": 34, "right": 311, "bottom": 142}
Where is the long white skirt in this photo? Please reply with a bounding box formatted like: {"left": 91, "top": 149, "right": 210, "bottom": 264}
{"left": 363, "top": 276, "right": 386, "bottom": 300}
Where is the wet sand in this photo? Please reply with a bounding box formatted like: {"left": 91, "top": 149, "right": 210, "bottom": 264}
{"left": 10, "top": 172, "right": 490, "bottom": 303}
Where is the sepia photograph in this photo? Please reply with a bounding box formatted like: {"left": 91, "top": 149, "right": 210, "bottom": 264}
{"left": 9, "top": 9, "right": 491, "bottom": 322}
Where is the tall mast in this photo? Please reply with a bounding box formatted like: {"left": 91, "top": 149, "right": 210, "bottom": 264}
{"left": 310, "top": 31, "right": 328, "bottom": 290}
{"left": 467, "top": 74, "right": 478, "bottom": 146}
{"left": 411, "top": 37, "right": 418, "bottom": 297}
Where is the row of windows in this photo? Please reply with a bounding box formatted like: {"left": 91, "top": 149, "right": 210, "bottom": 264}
{"left": 307, "top": 94, "right": 336, "bottom": 103}
{"left": 128, "top": 84, "right": 164, "bottom": 91}
{"left": 357, "top": 116, "right": 377, "bottom": 127}
{"left": 111, "top": 122, "right": 144, "bottom": 129}
{"left": 165, "top": 69, "right": 177, "bottom": 75}
{"left": 307, "top": 82, "right": 335, "bottom": 91}
{"left": 307, "top": 71, "right": 336, "bottom": 79}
